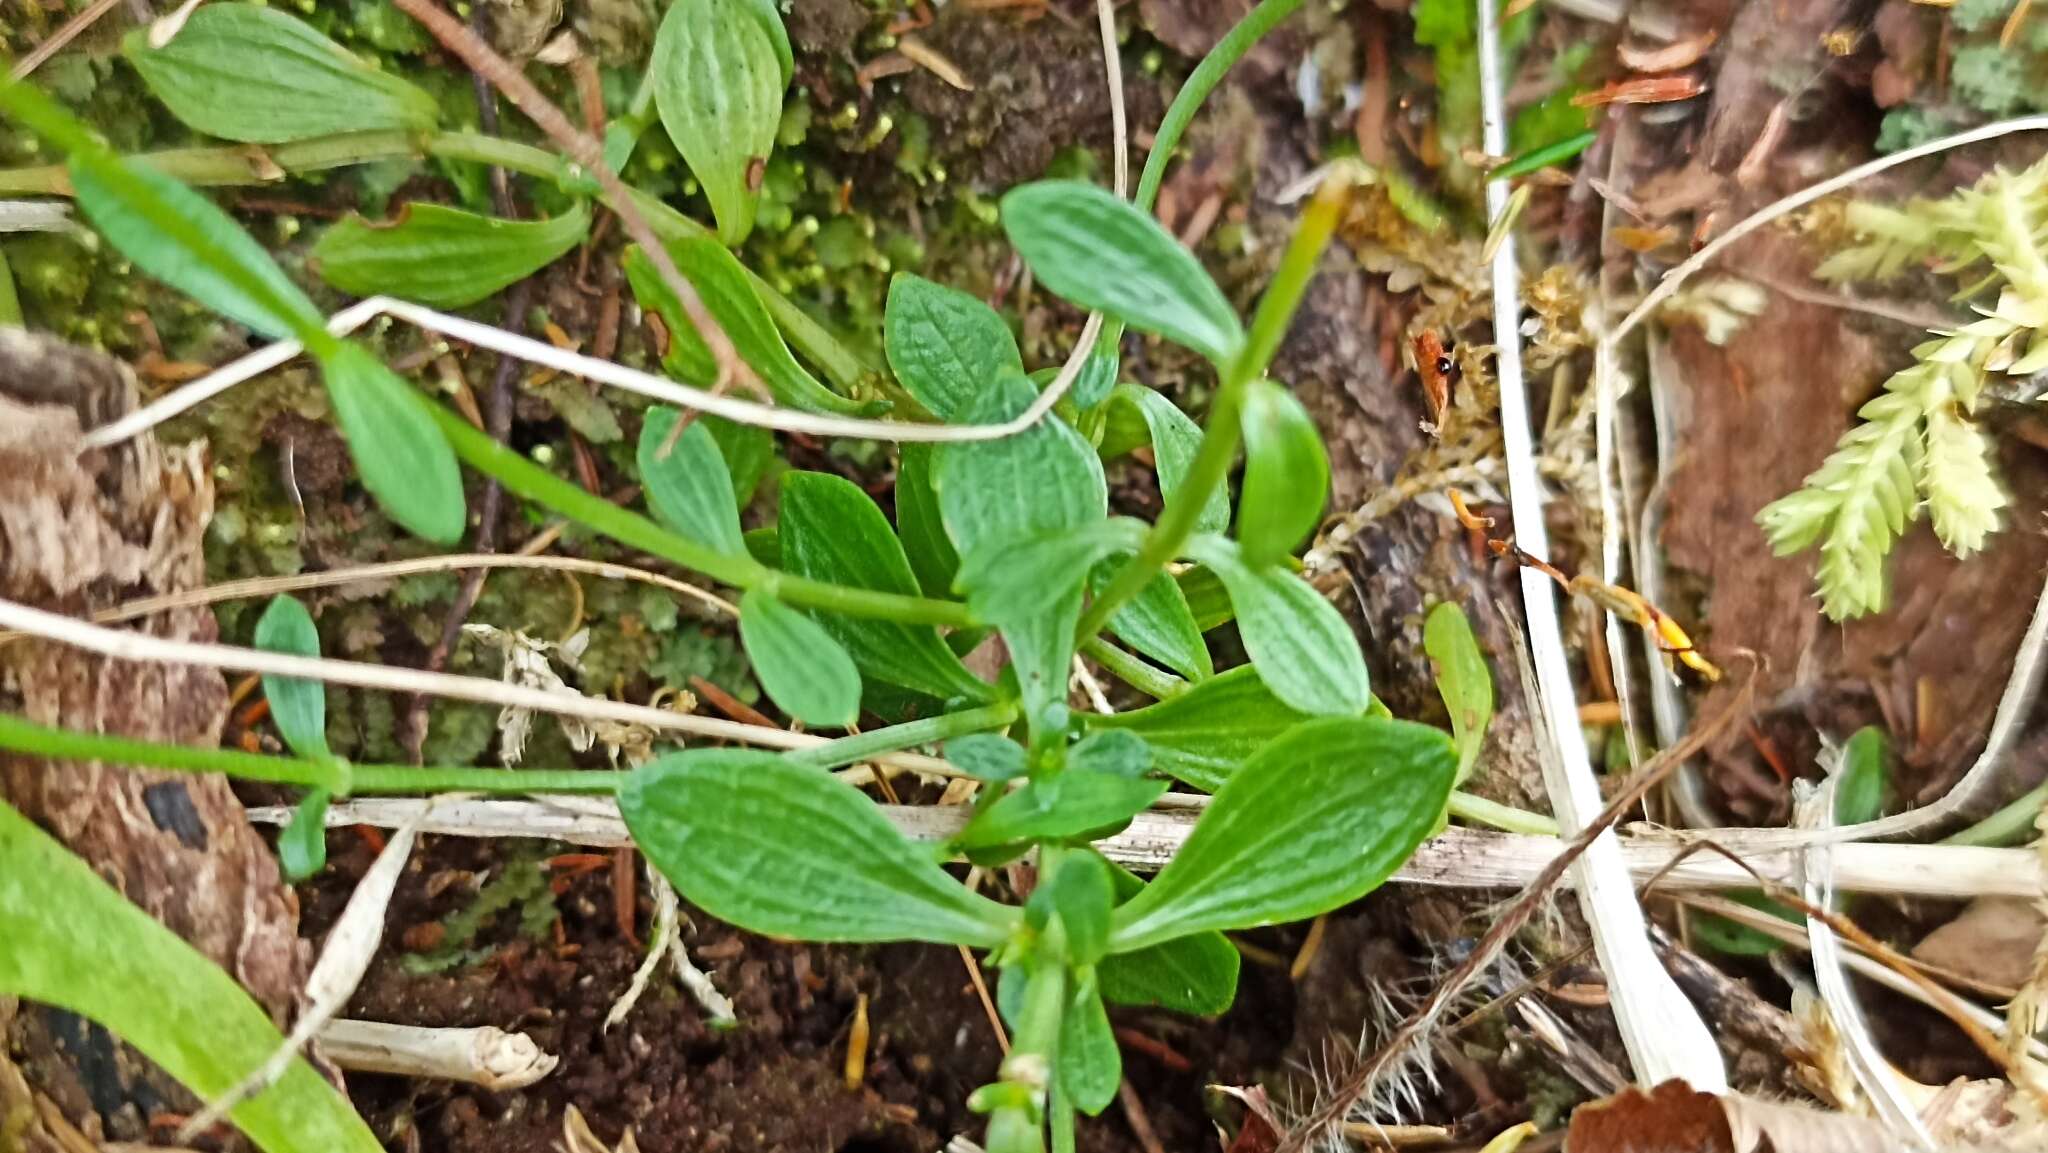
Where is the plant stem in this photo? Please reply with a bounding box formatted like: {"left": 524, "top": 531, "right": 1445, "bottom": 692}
{"left": 1078, "top": 638, "right": 1186, "bottom": 700}
{"left": 789, "top": 702, "right": 1019, "bottom": 770}
{"left": 428, "top": 403, "right": 978, "bottom": 629}
{"left": 1134, "top": 0, "right": 1306, "bottom": 214}
{"left": 0, "top": 712, "right": 623, "bottom": 796}
{"left": 1076, "top": 176, "right": 1349, "bottom": 643}
{"left": 1447, "top": 792, "right": 1559, "bottom": 837}
{"left": 1941, "top": 780, "right": 2047, "bottom": 847}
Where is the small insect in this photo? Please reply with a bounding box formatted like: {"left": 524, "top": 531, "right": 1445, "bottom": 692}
{"left": 1412, "top": 329, "right": 1460, "bottom": 438}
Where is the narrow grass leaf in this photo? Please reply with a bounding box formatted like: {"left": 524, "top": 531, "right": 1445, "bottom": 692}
{"left": 1183, "top": 535, "right": 1369, "bottom": 717}
{"left": 652, "top": 0, "right": 783, "bottom": 243}
{"left": 622, "top": 749, "right": 1018, "bottom": 945}
{"left": 1235, "top": 378, "right": 1329, "bottom": 564}
{"left": 1423, "top": 601, "right": 1492, "bottom": 787}
{"left": 779, "top": 471, "right": 994, "bottom": 702}
{"left": 125, "top": 4, "right": 438, "bottom": 144}
{"left": 320, "top": 342, "right": 466, "bottom": 544}
{"left": 638, "top": 407, "right": 746, "bottom": 555}
{"left": 885, "top": 273, "right": 1021, "bottom": 422}
{"left": 0, "top": 800, "right": 381, "bottom": 1153}
{"left": 1001, "top": 181, "right": 1244, "bottom": 366}
{"left": 254, "top": 595, "right": 328, "bottom": 760}
{"left": 1079, "top": 666, "right": 1308, "bottom": 791}
{"left": 1108, "top": 718, "right": 1455, "bottom": 953}
{"left": 739, "top": 590, "right": 861, "bottom": 728}
{"left": 311, "top": 201, "right": 590, "bottom": 309}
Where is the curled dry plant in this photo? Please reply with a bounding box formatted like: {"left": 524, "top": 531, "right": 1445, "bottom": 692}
{"left": 0, "top": 1, "right": 1541, "bottom": 1151}
{"left": 1759, "top": 156, "right": 2048, "bottom": 619}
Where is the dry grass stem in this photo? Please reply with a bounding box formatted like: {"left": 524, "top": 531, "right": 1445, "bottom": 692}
{"left": 316, "top": 1019, "right": 557, "bottom": 1090}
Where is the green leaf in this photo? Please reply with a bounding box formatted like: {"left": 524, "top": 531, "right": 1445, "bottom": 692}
{"left": 885, "top": 273, "right": 1022, "bottom": 422}
{"left": 1836, "top": 726, "right": 1890, "bottom": 825}
{"left": 896, "top": 444, "right": 960, "bottom": 597}
{"left": 1177, "top": 565, "right": 1233, "bottom": 631}
{"left": 947, "top": 733, "right": 1029, "bottom": 782}
{"left": 705, "top": 416, "right": 774, "bottom": 507}
{"left": 1072, "top": 332, "right": 1121, "bottom": 411}
{"left": 67, "top": 151, "right": 323, "bottom": 343}
{"left": 1097, "top": 862, "right": 1237, "bottom": 1013}
{"left": 624, "top": 241, "right": 870, "bottom": 415}
{"left": 321, "top": 342, "right": 466, "bottom": 544}
{"left": 738, "top": 590, "right": 861, "bottom": 728}
{"left": 652, "top": 0, "right": 784, "bottom": 243}
{"left": 1235, "top": 379, "right": 1329, "bottom": 565}
{"left": 277, "top": 789, "right": 329, "bottom": 883}
{"left": 1067, "top": 730, "right": 1150, "bottom": 779}
{"left": 1098, "top": 563, "right": 1212, "bottom": 681}
{"left": 779, "top": 471, "right": 994, "bottom": 702}
{"left": 1693, "top": 890, "right": 1799, "bottom": 957}
{"left": 1043, "top": 851, "right": 1115, "bottom": 965}
{"left": 1109, "top": 718, "right": 1454, "bottom": 952}
{"left": 310, "top": 201, "right": 591, "bottom": 309}
{"left": 955, "top": 770, "right": 1169, "bottom": 851}
{"left": 1080, "top": 667, "right": 1310, "bottom": 791}
{"left": 956, "top": 520, "right": 1146, "bottom": 627}
{"left": 254, "top": 595, "right": 328, "bottom": 760}
{"left": 938, "top": 373, "right": 1108, "bottom": 559}
{"left": 736, "top": 0, "right": 795, "bottom": 84}
{"left": 1002, "top": 181, "right": 1245, "bottom": 366}
{"left": 1057, "top": 981, "right": 1120, "bottom": 1116}
{"left": 1111, "top": 385, "right": 1230, "bottom": 534}
{"left": 1423, "top": 601, "right": 1491, "bottom": 787}
{"left": 124, "top": 4, "right": 438, "bottom": 144}
{"left": 1183, "top": 536, "right": 1369, "bottom": 716}
{"left": 0, "top": 799, "right": 381, "bottom": 1153}
{"left": 638, "top": 407, "right": 746, "bottom": 556}
{"left": 621, "top": 749, "right": 1017, "bottom": 945}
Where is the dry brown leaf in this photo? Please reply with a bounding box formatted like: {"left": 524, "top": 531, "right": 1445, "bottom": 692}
{"left": 1913, "top": 897, "right": 2047, "bottom": 990}
{"left": 1617, "top": 29, "right": 1720, "bottom": 73}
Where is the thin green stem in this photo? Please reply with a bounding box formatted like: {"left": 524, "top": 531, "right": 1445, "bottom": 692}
{"left": 1077, "top": 179, "right": 1348, "bottom": 643}
{"left": 429, "top": 403, "right": 978, "bottom": 629}
{"left": 0, "top": 712, "right": 622, "bottom": 796}
{"left": 1134, "top": 0, "right": 1307, "bottom": 214}
{"left": 1446, "top": 792, "right": 1559, "bottom": 837}
{"left": 1079, "top": 638, "right": 1186, "bottom": 700}
{"left": 1941, "top": 780, "right": 2047, "bottom": 847}
{"left": 789, "top": 702, "right": 1018, "bottom": 770}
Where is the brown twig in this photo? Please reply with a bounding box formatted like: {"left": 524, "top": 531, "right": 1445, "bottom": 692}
{"left": 1275, "top": 663, "right": 1757, "bottom": 1152}
{"left": 388, "top": 0, "right": 748, "bottom": 392}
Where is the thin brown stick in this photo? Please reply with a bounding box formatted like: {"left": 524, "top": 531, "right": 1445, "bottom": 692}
{"left": 388, "top": 0, "right": 747, "bottom": 391}
{"left": 10, "top": 0, "right": 124, "bottom": 80}
{"left": 1275, "top": 663, "right": 1756, "bottom": 1152}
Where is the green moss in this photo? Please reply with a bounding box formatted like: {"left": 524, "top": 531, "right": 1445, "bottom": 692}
{"left": 401, "top": 854, "right": 557, "bottom": 975}
{"left": 419, "top": 700, "right": 497, "bottom": 766}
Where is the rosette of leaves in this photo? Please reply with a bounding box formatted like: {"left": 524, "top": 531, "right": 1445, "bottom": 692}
{"left": 1759, "top": 156, "right": 2048, "bottom": 618}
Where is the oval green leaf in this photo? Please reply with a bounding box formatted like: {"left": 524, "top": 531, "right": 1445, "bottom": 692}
{"left": 254, "top": 594, "right": 328, "bottom": 760}
{"left": 1836, "top": 725, "right": 1890, "bottom": 825}
{"left": 125, "top": 4, "right": 438, "bottom": 144}
{"left": 1423, "top": 601, "right": 1492, "bottom": 787}
{"left": 1058, "top": 982, "right": 1120, "bottom": 1116}
{"left": 884, "top": 273, "right": 1022, "bottom": 422}
{"left": 1080, "top": 666, "right": 1309, "bottom": 791}
{"left": 896, "top": 444, "right": 960, "bottom": 597}
{"left": 1097, "top": 562, "right": 1212, "bottom": 682}
{"left": 739, "top": 590, "right": 861, "bottom": 728}
{"left": 638, "top": 407, "right": 746, "bottom": 556}
{"left": 1111, "top": 385, "right": 1230, "bottom": 534}
{"left": 69, "top": 150, "right": 324, "bottom": 343}
{"left": 1108, "top": 717, "right": 1455, "bottom": 953}
{"left": 621, "top": 749, "right": 1018, "bottom": 946}
{"left": 652, "top": 0, "right": 783, "bottom": 243}
{"left": 1001, "top": 181, "right": 1244, "bottom": 366}
{"left": 278, "top": 788, "right": 330, "bottom": 883}
{"left": 1097, "top": 863, "right": 1239, "bottom": 1014}
{"left": 321, "top": 342, "right": 466, "bottom": 544}
{"left": 310, "top": 201, "right": 590, "bottom": 309}
{"left": 779, "top": 471, "right": 994, "bottom": 703}
{"left": 1236, "top": 378, "right": 1329, "bottom": 565}
{"left": 1183, "top": 535, "right": 1369, "bottom": 717}
{"left": 938, "top": 373, "right": 1108, "bottom": 559}
{"left": 624, "top": 241, "right": 871, "bottom": 415}
{"left": 0, "top": 800, "right": 381, "bottom": 1153}
{"left": 946, "top": 733, "right": 1029, "bottom": 783}
{"left": 955, "top": 771, "right": 1169, "bottom": 851}
{"left": 1042, "top": 851, "right": 1115, "bottom": 966}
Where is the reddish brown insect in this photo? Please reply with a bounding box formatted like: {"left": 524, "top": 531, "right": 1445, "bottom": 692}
{"left": 1412, "top": 329, "right": 1459, "bottom": 437}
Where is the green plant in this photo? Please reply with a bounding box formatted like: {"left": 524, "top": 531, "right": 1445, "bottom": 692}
{"left": 1759, "top": 155, "right": 2048, "bottom": 618}
{"left": 0, "top": 2, "right": 1561, "bottom": 1149}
